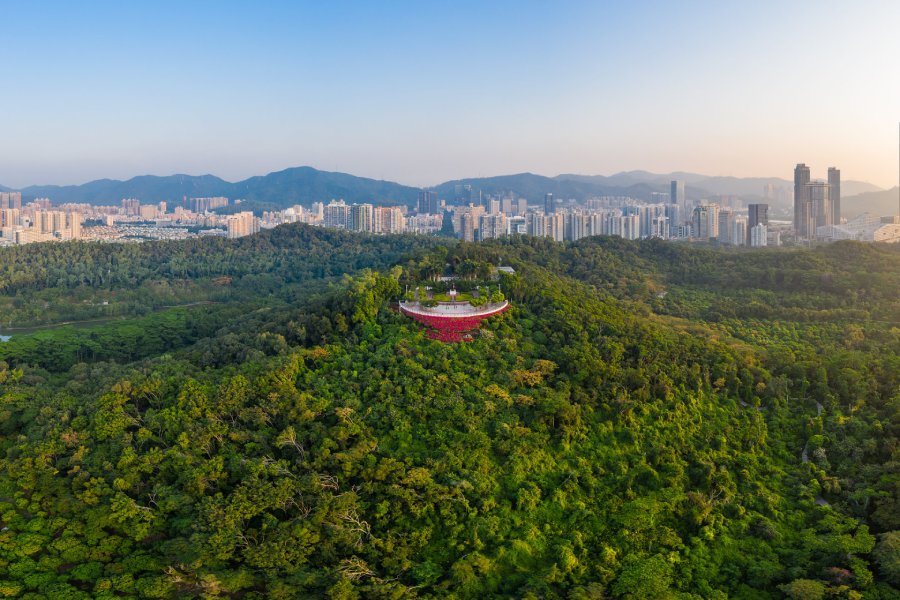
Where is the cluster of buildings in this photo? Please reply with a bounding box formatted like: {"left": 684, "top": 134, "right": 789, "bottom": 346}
{"left": 397, "top": 185, "right": 777, "bottom": 247}
{"left": 0, "top": 194, "right": 266, "bottom": 246}
{"left": 3, "top": 163, "right": 896, "bottom": 248}
{"left": 224, "top": 186, "right": 781, "bottom": 247}
{"left": 793, "top": 164, "right": 899, "bottom": 243}
{"left": 1, "top": 192, "right": 84, "bottom": 244}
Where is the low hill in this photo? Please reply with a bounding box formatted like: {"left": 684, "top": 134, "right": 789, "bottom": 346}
{"left": 842, "top": 187, "right": 900, "bottom": 219}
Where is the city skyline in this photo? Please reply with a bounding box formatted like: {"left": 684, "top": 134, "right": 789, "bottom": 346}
{"left": 2, "top": 1, "right": 899, "bottom": 189}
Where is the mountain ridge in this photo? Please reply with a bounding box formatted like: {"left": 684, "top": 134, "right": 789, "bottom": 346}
{"left": 2, "top": 166, "right": 890, "bottom": 215}
{"left": 841, "top": 187, "right": 900, "bottom": 219}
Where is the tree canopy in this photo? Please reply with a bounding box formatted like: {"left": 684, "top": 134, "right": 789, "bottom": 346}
{"left": 0, "top": 226, "right": 898, "bottom": 598}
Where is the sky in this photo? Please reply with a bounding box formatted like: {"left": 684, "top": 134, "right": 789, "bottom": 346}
{"left": 1, "top": 0, "right": 899, "bottom": 189}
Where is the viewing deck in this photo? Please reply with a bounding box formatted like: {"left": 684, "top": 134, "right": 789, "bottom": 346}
{"left": 399, "top": 300, "right": 510, "bottom": 342}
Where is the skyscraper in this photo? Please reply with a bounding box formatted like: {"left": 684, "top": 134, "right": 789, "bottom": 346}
{"left": 544, "top": 193, "right": 555, "bottom": 215}
{"left": 793, "top": 164, "right": 838, "bottom": 239}
{"left": 664, "top": 203, "right": 680, "bottom": 230}
{"left": 828, "top": 167, "right": 841, "bottom": 225}
{"left": 717, "top": 208, "right": 735, "bottom": 244}
{"left": 670, "top": 180, "right": 686, "bottom": 213}
{"left": 417, "top": 190, "right": 439, "bottom": 215}
{"left": 807, "top": 181, "right": 831, "bottom": 230}
{"left": 460, "top": 212, "right": 475, "bottom": 242}
{"left": 747, "top": 203, "right": 768, "bottom": 245}
{"left": 793, "top": 164, "right": 811, "bottom": 237}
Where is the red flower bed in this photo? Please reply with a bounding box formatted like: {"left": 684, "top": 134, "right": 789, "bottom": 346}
{"left": 401, "top": 303, "right": 508, "bottom": 343}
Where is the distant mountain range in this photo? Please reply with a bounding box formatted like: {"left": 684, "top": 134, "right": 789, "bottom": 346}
{"left": 841, "top": 187, "right": 900, "bottom": 219}
{"left": 11, "top": 167, "right": 420, "bottom": 211}
{"left": 554, "top": 171, "right": 881, "bottom": 198}
{"left": 0, "top": 166, "right": 892, "bottom": 217}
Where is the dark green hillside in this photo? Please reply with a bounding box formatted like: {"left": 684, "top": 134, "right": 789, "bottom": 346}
{"left": 1, "top": 231, "right": 899, "bottom": 598}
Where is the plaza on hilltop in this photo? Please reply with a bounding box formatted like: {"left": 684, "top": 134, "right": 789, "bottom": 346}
{"left": 399, "top": 280, "right": 510, "bottom": 342}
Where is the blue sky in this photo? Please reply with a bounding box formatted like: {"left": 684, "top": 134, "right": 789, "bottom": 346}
{"left": 1, "top": 1, "right": 898, "bottom": 188}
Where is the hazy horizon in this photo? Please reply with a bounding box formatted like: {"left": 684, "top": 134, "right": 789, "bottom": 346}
{"left": 2, "top": 164, "right": 896, "bottom": 193}
{"left": 2, "top": 1, "right": 899, "bottom": 189}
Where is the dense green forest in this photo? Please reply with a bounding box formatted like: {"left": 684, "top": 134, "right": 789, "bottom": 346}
{"left": 1, "top": 226, "right": 899, "bottom": 598}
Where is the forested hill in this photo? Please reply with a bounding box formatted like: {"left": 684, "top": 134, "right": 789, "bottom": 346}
{"left": 1, "top": 227, "right": 899, "bottom": 598}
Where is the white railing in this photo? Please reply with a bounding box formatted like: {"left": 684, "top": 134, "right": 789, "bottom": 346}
{"left": 399, "top": 300, "right": 509, "bottom": 318}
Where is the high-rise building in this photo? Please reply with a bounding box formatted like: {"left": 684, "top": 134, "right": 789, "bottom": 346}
{"left": 479, "top": 213, "right": 507, "bottom": 240}
{"left": 190, "top": 197, "right": 229, "bottom": 213}
{"left": 750, "top": 223, "right": 768, "bottom": 247}
{"left": 417, "top": 190, "right": 439, "bottom": 215}
{"left": 515, "top": 198, "right": 528, "bottom": 216}
{"left": 732, "top": 217, "right": 747, "bottom": 247}
{"left": 226, "top": 211, "right": 259, "bottom": 238}
{"left": 651, "top": 214, "right": 669, "bottom": 239}
{"left": 122, "top": 198, "right": 141, "bottom": 216}
{"left": 747, "top": 203, "right": 768, "bottom": 245}
{"left": 717, "top": 208, "right": 735, "bottom": 244}
{"left": 565, "top": 211, "right": 588, "bottom": 242}
{"left": 671, "top": 180, "right": 686, "bottom": 212}
{"left": 621, "top": 214, "right": 640, "bottom": 240}
{"left": 350, "top": 204, "right": 375, "bottom": 232}
{"left": 793, "top": 164, "right": 811, "bottom": 234}
{"left": 71, "top": 213, "right": 82, "bottom": 239}
{"left": 807, "top": 181, "right": 831, "bottom": 230}
{"left": 692, "top": 204, "right": 719, "bottom": 241}
{"left": 0, "top": 192, "right": 22, "bottom": 210}
{"left": 453, "top": 184, "right": 480, "bottom": 206}
{"left": 373, "top": 206, "right": 405, "bottom": 234}
{"left": 794, "top": 164, "right": 839, "bottom": 239}
{"left": 0, "top": 208, "right": 19, "bottom": 228}
{"left": 527, "top": 213, "right": 547, "bottom": 237}
{"left": 549, "top": 212, "right": 566, "bottom": 241}
{"left": 460, "top": 212, "right": 475, "bottom": 242}
{"left": 139, "top": 205, "right": 158, "bottom": 220}
{"left": 828, "top": 167, "right": 841, "bottom": 225}
{"left": 544, "top": 193, "right": 555, "bottom": 215}
{"left": 664, "top": 204, "right": 680, "bottom": 230}
{"left": 507, "top": 215, "right": 527, "bottom": 235}
{"left": 793, "top": 164, "right": 811, "bottom": 237}
{"left": 324, "top": 200, "right": 350, "bottom": 229}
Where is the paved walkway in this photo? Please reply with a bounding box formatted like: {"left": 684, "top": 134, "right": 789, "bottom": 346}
{"left": 399, "top": 300, "right": 509, "bottom": 318}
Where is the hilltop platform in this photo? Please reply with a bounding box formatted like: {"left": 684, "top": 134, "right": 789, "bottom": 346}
{"left": 399, "top": 300, "right": 509, "bottom": 342}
